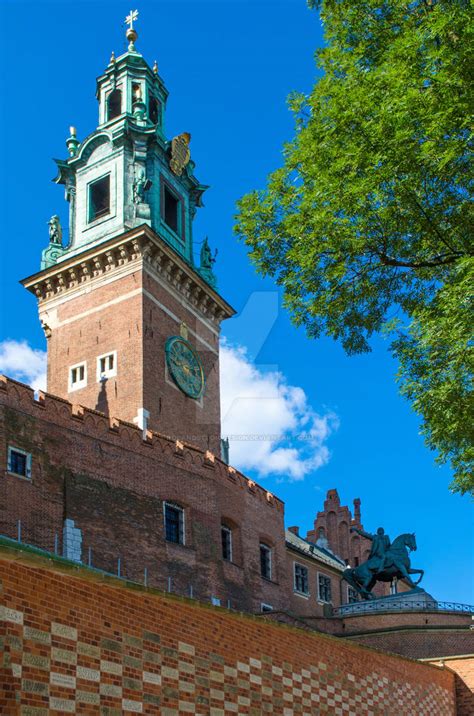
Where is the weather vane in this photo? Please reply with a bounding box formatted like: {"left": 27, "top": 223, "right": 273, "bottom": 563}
{"left": 125, "top": 10, "right": 139, "bottom": 30}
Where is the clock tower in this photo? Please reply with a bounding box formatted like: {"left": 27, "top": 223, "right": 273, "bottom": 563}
{"left": 22, "top": 15, "right": 234, "bottom": 455}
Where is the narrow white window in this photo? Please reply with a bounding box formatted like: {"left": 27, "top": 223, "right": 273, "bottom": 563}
{"left": 69, "top": 362, "right": 87, "bottom": 392}
{"left": 7, "top": 446, "right": 32, "bottom": 479}
{"left": 97, "top": 351, "right": 117, "bottom": 381}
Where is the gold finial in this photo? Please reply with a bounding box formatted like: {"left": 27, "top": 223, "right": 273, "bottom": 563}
{"left": 125, "top": 9, "right": 139, "bottom": 51}
{"left": 180, "top": 322, "right": 189, "bottom": 339}
{"left": 110, "top": 50, "right": 115, "bottom": 64}
{"left": 153, "top": 60, "right": 158, "bottom": 75}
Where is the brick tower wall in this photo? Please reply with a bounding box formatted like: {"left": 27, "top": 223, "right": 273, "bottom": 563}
{"left": 40, "top": 259, "right": 222, "bottom": 454}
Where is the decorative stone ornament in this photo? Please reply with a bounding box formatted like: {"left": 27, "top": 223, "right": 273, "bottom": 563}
{"left": 170, "top": 133, "right": 191, "bottom": 176}
{"left": 199, "top": 237, "right": 218, "bottom": 288}
{"left": 165, "top": 336, "right": 204, "bottom": 399}
{"left": 66, "top": 126, "right": 80, "bottom": 157}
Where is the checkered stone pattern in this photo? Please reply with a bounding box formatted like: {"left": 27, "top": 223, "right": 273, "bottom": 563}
{"left": 1, "top": 604, "right": 455, "bottom": 715}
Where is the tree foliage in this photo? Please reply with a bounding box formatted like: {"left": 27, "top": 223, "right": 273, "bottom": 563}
{"left": 235, "top": 0, "right": 473, "bottom": 494}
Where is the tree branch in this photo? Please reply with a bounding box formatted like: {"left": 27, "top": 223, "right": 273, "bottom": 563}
{"left": 377, "top": 251, "right": 463, "bottom": 269}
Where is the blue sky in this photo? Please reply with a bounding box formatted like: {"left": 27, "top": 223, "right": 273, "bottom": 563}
{"left": 0, "top": 1, "right": 472, "bottom": 603}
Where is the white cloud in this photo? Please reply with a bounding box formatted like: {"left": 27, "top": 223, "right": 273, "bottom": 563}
{"left": 220, "top": 342, "right": 338, "bottom": 481}
{"left": 0, "top": 338, "right": 338, "bottom": 482}
{"left": 0, "top": 340, "right": 47, "bottom": 391}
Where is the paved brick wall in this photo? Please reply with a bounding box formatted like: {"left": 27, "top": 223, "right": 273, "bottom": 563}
{"left": 0, "top": 545, "right": 456, "bottom": 715}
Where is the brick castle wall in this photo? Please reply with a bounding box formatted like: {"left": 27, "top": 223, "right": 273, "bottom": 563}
{"left": 0, "top": 543, "right": 457, "bottom": 715}
{"left": 0, "top": 376, "right": 287, "bottom": 614}
{"left": 429, "top": 657, "right": 474, "bottom": 716}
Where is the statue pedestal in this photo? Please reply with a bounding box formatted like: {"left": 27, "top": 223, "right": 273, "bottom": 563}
{"left": 338, "top": 588, "right": 438, "bottom": 615}
{"left": 136, "top": 203, "right": 151, "bottom": 221}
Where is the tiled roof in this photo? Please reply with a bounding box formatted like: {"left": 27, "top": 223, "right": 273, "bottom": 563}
{"left": 285, "top": 529, "right": 346, "bottom": 572}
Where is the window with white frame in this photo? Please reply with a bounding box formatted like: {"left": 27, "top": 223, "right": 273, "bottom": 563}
{"left": 164, "top": 502, "right": 185, "bottom": 545}
{"left": 348, "top": 586, "right": 359, "bottom": 604}
{"left": 7, "top": 446, "right": 32, "bottom": 479}
{"left": 261, "top": 603, "right": 273, "bottom": 613}
{"left": 69, "top": 362, "right": 87, "bottom": 391}
{"left": 260, "top": 543, "right": 272, "bottom": 580}
{"left": 318, "top": 573, "right": 332, "bottom": 603}
{"left": 97, "top": 351, "right": 117, "bottom": 381}
{"left": 221, "top": 525, "right": 232, "bottom": 562}
{"left": 294, "top": 563, "right": 309, "bottom": 595}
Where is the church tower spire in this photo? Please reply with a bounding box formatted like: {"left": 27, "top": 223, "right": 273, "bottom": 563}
{"left": 22, "top": 15, "right": 234, "bottom": 456}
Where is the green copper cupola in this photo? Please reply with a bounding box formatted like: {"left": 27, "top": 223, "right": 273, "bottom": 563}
{"left": 43, "top": 11, "right": 210, "bottom": 274}
{"left": 96, "top": 16, "right": 168, "bottom": 138}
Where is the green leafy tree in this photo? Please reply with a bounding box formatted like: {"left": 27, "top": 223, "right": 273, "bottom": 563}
{"left": 235, "top": 0, "right": 473, "bottom": 494}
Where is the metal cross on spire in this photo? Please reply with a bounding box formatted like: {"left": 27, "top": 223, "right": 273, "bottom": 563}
{"left": 125, "top": 10, "right": 139, "bottom": 30}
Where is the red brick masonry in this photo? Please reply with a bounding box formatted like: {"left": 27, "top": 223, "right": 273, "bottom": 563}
{"left": 0, "top": 543, "right": 456, "bottom": 715}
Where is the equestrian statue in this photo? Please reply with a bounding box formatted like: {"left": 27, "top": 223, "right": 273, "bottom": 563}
{"left": 343, "top": 526, "right": 424, "bottom": 600}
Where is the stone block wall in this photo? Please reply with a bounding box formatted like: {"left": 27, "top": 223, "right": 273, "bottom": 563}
{"left": 0, "top": 543, "right": 457, "bottom": 715}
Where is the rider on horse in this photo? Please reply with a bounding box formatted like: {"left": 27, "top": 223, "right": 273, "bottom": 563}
{"left": 351, "top": 526, "right": 391, "bottom": 573}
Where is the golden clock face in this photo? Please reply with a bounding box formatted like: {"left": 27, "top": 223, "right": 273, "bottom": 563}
{"left": 165, "top": 336, "right": 204, "bottom": 399}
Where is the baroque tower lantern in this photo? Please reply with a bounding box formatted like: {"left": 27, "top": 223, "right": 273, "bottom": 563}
{"left": 22, "top": 13, "right": 234, "bottom": 455}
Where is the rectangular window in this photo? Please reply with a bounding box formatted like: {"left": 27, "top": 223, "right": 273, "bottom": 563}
{"left": 89, "top": 175, "right": 110, "bottom": 222}
{"left": 348, "top": 586, "right": 359, "bottom": 604}
{"left": 260, "top": 543, "right": 272, "bottom": 580}
{"left": 97, "top": 351, "right": 117, "bottom": 381}
{"left": 294, "top": 563, "right": 309, "bottom": 595}
{"left": 69, "top": 362, "right": 87, "bottom": 392}
{"left": 163, "top": 185, "right": 180, "bottom": 235}
{"left": 7, "top": 446, "right": 32, "bottom": 479}
{"left": 318, "top": 574, "right": 332, "bottom": 603}
{"left": 211, "top": 596, "right": 221, "bottom": 607}
{"left": 261, "top": 603, "right": 273, "bottom": 613}
{"left": 221, "top": 526, "right": 232, "bottom": 562}
{"left": 164, "top": 502, "right": 184, "bottom": 545}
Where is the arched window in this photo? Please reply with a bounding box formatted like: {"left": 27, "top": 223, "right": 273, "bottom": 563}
{"left": 107, "top": 89, "right": 122, "bottom": 120}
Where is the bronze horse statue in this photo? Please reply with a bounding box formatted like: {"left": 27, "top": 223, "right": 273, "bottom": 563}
{"left": 343, "top": 532, "right": 424, "bottom": 600}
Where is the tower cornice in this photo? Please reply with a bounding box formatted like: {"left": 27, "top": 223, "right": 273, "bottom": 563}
{"left": 21, "top": 225, "right": 235, "bottom": 326}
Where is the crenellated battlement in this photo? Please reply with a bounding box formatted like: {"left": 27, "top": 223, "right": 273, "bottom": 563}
{"left": 0, "top": 374, "right": 282, "bottom": 511}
